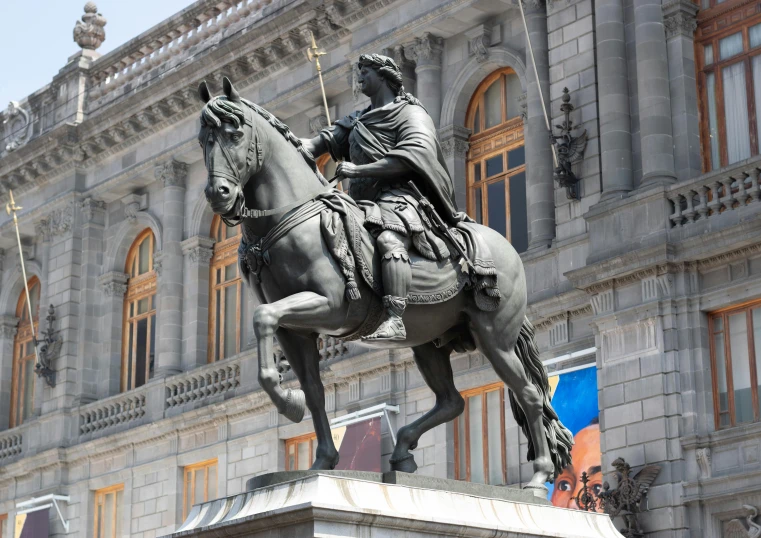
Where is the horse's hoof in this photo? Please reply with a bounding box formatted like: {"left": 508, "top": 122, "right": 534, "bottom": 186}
{"left": 522, "top": 484, "right": 549, "bottom": 498}
{"left": 310, "top": 452, "right": 339, "bottom": 470}
{"left": 283, "top": 388, "right": 306, "bottom": 423}
{"left": 389, "top": 453, "right": 418, "bottom": 473}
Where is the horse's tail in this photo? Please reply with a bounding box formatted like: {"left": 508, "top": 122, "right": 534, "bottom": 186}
{"left": 508, "top": 316, "right": 574, "bottom": 481}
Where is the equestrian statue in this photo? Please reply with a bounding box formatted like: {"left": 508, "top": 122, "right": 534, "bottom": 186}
{"left": 197, "top": 53, "right": 573, "bottom": 494}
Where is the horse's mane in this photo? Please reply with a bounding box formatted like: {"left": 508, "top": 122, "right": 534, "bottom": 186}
{"left": 200, "top": 96, "right": 328, "bottom": 186}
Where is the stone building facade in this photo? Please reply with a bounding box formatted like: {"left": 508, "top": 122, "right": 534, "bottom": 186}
{"left": 0, "top": 0, "right": 759, "bottom": 537}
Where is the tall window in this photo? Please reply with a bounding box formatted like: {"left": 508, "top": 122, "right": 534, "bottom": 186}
{"left": 454, "top": 382, "right": 507, "bottom": 485}
{"left": 710, "top": 299, "right": 761, "bottom": 429}
{"left": 696, "top": 4, "right": 761, "bottom": 170}
{"left": 285, "top": 432, "right": 318, "bottom": 471}
{"left": 10, "top": 277, "right": 40, "bottom": 428}
{"left": 122, "top": 229, "right": 157, "bottom": 391}
{"left": 209, "top": 216, "right": 248, "bottom": 362}
{"left": 93, "top": 484, "right": 123, "bottom": 538}
{"left": 183, "top": 459, "right": 218, "bottom": 519}
{"left": 466, "top": 67, "right": 528, "bottom": 253}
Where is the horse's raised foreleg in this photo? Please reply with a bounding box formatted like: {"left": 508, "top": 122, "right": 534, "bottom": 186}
{"left": 253, "top": 292, "right": 330, "bottom": 424}
{"left": 390, "top": 342, "right": 463, "bottom": 473}
{"left": 276, "top": 328, "right": 339, "bottom": 470}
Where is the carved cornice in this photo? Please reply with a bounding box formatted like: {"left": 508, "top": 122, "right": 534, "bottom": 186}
{"left": 534, "top": 304, "right": 592, "bottom": 331}
{"left": 697, "top": 243, "right": 761, "bottom": 271}
{"left": 155, "top": 159, "right": 188, "bottom": 189}
{"left": 663, "top": 0, "right": 699, "bottom": 39}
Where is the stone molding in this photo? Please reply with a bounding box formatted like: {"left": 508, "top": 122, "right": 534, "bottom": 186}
{"left": 533, "top": 304, "right": 592, "bottom": 331}
{"left": 663, "top": 0, "right": 699, "bottom": 40}
{"left": 181, "top": 236, "right": 215, "bottom": 266}
{"left": 408, "top": 33, "right": 444, "bottom": 70}
{"left": 155, "top": 159, "right": 188, "bottom": 189}
{"left": 600, "top": 317, "right": 660, "bottom": 364}
{"left": 99, "top": 271, "right": 129, "bottom": 297}
{"left": 697, "top": 243, "right": 761, "bottom": 271}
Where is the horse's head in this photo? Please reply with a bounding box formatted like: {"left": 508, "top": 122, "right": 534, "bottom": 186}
{"left": 198, "top": 77, "right": 259, "bottom": 218}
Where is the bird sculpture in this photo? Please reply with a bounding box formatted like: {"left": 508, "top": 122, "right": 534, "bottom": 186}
{"left": 597, "top": 457, "right": 661, "bottom": 538}
{"left": 725, "top": 505, "right": 761, "bottom": 538}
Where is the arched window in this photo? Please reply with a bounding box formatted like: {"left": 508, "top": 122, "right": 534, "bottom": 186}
{"left": 10, "top": 277, "right": 40, "bottom": 427}
{"left": 122, "top": 229, "right": 157, "bottom": 391}
{"left": 466, "top": 67, "right": 528, "bottom": 253}
{"left": 209, "top": 216, "right": 247, "bottom": 362}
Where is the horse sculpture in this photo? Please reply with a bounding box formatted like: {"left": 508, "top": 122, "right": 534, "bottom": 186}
{"left": 197, "top": 76, "right": 573, "bottom": 494}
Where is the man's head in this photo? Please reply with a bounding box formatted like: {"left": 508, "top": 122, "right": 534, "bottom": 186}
{"left": 357, "top": 54, "right": 403, "bottom": 97}
{"left": 550, "top": 421, "right": 601, "bottom": 509}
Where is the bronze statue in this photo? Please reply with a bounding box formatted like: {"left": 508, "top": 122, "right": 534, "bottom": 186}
{"left": 197, "top": 55, "right": 573, "bottom": 493}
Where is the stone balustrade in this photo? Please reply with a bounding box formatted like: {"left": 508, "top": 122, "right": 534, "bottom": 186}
{"left": 165, "top": 358, "right": 241, "bottom": 409}
{"left": 318, "top": 335, "right": 348, "bottom": 360}
{"left": 87, "top": 0, "right": 273, "bottom": 103}
{"left": 667, "top": 158, "right": 761, "bottom": 228}
{"left": 0, "top": 430, "right": 23, "bottom": 462}
{"left": 79, "top": 388, "right": 148, "bottom": 434}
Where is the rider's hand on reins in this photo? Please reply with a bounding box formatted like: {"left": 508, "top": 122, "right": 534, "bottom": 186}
{"left": 336, "top": 162, "right": 361, "bottom": 179}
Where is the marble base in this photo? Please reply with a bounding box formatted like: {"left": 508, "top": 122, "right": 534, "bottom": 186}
{"left": 169, "top": 471, "right": 623, "bottom": 537}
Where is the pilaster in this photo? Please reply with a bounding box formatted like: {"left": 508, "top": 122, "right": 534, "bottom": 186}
{"left": 155, "top": 159, "right": 188, "bottom": 378}
{"left": 407, "top": 33, "right": 444, "bottom": 128}
{"left": 439, "top": 124, "right": 471, "bottom": 210}
{"left": 181, "top": 235, "right": 214, "bottom": 370}
{"left": 98, "top": 271, "right": 129, "bottom": 397}
{"left": 0, "top": 315, "right": 19, "bottom": 431}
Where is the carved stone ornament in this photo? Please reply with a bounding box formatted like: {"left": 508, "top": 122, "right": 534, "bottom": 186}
{"left": 308, "top": 114, "right": 329, "bottom": 136}
{"left": 182, "top": 235, "right": 215, "bottom": 266}
{"left": 725, "top": 505, "right": 761, "bottom": 538}
{"left": 99, "top": 272, "right": 128, "bottom": 297}
{"left": 2, "top": 101, "right": 31, "bottom": 153}
{"left": 155, "top": 159, "right": 188, "bottom": 188}
{"left": 551, "top": 87, "right": 587, "bottom": 200}
{"left": 40, "top": 202, "right": 76, "bottom": 240}
{"left": 80, "top": 198, "right": 106, "bottom": 222}
{"left": 73, "top": 2, "right": 107, "bottom": 50}
{"left": 663, "top": 0, "right": 699, "bottom": 40}
{"left": 440, "top": 137, "right": 469, "bottom": 158}
{"left": 695, "top": 447, "right": 711, "bottom": 479}
{"left": 409, "top": 33, "right": 444, "bottom": 68}
{"left": 465, "top": 24, "right": 492, "bottom": 63}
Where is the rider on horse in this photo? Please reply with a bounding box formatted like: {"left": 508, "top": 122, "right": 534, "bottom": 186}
{"left": 302, "top": 53, "right": 468, "bottom": 342}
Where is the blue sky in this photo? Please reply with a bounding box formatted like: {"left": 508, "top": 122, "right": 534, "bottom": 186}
{"left": 0, "top": 1, "right": 194, "bottom": 107}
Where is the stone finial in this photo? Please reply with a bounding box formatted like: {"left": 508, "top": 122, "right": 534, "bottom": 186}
{"left": 74, "top": 2, "right": 107, "bottom": 50}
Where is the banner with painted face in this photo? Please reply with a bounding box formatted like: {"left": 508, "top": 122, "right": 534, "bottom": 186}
{"left": 546, "top": 365, "right": 601, "bottom": 509}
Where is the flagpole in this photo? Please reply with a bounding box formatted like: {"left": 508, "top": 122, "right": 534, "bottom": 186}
{"left": 307, "top": 31, "right": 331, "bottom": 125}
{"left": 518, "top": 1, "right": 559, "bottom": 168}
{"left": 6, "top": 190, "right": 42, "bottom": 366}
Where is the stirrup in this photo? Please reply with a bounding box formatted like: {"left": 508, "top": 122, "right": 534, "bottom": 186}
{"left": 363, "top": 315, "right": 407, "bottom": 341}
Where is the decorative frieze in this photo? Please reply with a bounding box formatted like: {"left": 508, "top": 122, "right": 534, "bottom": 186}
{"left": 591, "top": 287, "right": 614, "bottom": 316}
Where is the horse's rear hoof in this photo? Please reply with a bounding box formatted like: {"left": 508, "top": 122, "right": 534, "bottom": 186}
{"left": 283, "top": 388, "right": 306, "bottom": 423}
{"left": 522, "top": 484, "right": 549, "bottom": 498}
{"left": 389, "top": 453, "right": 418, "bottom": 473}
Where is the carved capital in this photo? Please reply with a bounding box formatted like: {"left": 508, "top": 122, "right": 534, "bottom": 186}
{"left": 520, "top": 0, "right": 547, "bottom": 12}
{"left": 0, "top": 315, "right": 19, "bottom": 339}
{"left": 155, "top": 159, "right": 188, "bottom": 188}
{"left": 438, "top": 125, "right": 471, "bottom": 158}
{"left": 80, "top": 198, "right": 106, "bottom": 223}
{"left": 153, "top": 251, "right": 164, "bottom": 277}
{"left": 182, "top": 236, "right": 215, "bottom": 266}
{"left": 99, "top": 271, "right": 129, "bottom": 297}
{"left": 663, "top": 0, "right": 699, "bottom": 39}
{"left": 409, "top": 33, "right": 443, "bottom": 69}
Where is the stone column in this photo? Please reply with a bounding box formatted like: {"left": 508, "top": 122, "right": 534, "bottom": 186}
{"left": 408, "top": 33, "right": 444, "bottom": 128}
{"left": 98, "top": 271, "right": 128, "bottom": 397}
{"left": 524, "top": 0, "right": 555, "bottom": 248}
{"left": 155, "top": 159, "right": 188, "bottom": 377}
{"left": 664, "top": 0, "right": 700, "bottom": 182}
{"left": 439, "top": 125, "right": 471, "bottom": 211}
{"left": 0, "top": 316, "right": 18, "bottom": 430}
{"left": 596, "top": 0, "right": 634, "bottom": 200}
{"left": 634, "top": 0, "right": 677, "bottom": 187}
{"left": 76, "top": 198, "right": 106, "bottom": 405}
{"left": 181, "top": 235, "right": 214, "bottom": 370}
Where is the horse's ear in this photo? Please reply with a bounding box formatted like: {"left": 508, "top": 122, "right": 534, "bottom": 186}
{"left": 222, "top": 76, "right": 241, "bottom": 103}
{"left": 198, "top": 80, "right": 212, "bottom": 103}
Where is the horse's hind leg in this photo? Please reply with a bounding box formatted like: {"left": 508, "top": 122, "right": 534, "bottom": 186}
{"left": 277, "top": 328, "right": 339, "bottom": 470}
{"left": 470, "top": 321, "right": 556, "bottom": 493}
{"left": 390, "top": 342, "right": 464, "bottom": 473}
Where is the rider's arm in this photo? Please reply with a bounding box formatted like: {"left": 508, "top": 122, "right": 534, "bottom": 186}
{"left": 301, "top": 135, "right": 327, "bottom": 157}
{"left": 348, "top": 157, "right": 410, "bottom": 180}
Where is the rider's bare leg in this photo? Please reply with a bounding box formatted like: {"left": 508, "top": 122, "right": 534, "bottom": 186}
{"left": 364, "top": 230, "right": 411, "bottom": 341}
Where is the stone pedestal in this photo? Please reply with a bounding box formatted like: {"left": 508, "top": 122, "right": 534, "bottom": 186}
{"left": 169, "top": 471, "right": 623, "bottom": 538}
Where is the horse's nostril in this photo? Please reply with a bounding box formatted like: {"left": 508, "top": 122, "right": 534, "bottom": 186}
{"left": 218, "top": 185, "right": 230, "bottom": 196}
